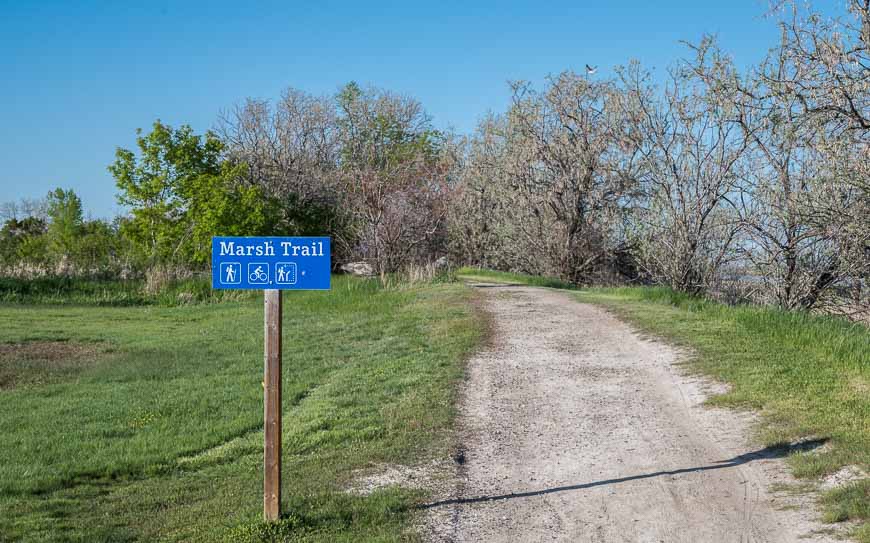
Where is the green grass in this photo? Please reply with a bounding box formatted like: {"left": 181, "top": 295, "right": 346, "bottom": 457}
{"left": 0, "top": 275, "right": 483, "bottom": 542}
{"left": 575, "top": 286, "right": 870, "bottom": 540}
{"left": 0, "top": 276, "right": 148, "bottom": 305}
{"left": 455, "top": 267, "right": 576, "bottom": 290}
{"left": 0, "top": 276, "right": 257, "bottom": 306}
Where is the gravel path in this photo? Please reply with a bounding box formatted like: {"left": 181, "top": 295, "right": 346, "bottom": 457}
{"left": 423, "top": 284, "right": 836, "bottom": 543}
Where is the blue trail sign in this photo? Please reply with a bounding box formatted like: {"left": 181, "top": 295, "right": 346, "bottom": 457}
{"left": 211, "top": 236, "right": 331, "bottom": 290}
{"left": 213, "top": 236, "right": 332, "bottom": 521}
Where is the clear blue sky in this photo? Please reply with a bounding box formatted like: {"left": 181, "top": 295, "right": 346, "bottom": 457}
{"left": 0, "top": 0, "right": 839, "bottom": 219}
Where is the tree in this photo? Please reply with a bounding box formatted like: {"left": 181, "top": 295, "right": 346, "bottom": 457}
{"left": 448, "top": 74, "right": 644, "bottom": 284}
{"left": 110, "top": 121, "right": 272, "bottom": 267}
{"left": 0, "top": 197, "right": 48, "bottom": 223}
{"left": 183, "top": 163, "right": 277, "bottom": 264}
{"left": 503, "top": 73, "right": 639, "bottom": 283}
{"left": 0, "top": 216, "right": 48, "bottom": 268}
{"left": 689, "top": 32, "right": 869, "bottom": 311}
{"left": 217, "top": 88, "right": 347, "bottom": 245}
{"left": 337, "top": 82, "right": 451, "bottom": 275}
{"left": 618, "top": 63, "right": 749, "bottom": 294}
{"left": 769, "top": 0, "right": 869, "bottom": 138}
{"left": 0, "top": 199, "right": 51, "bottom": 270}
{"left": 45, "top": 188, "right": 84, "bottom": 264}
{"left": 766, "top": 0, "right": 870, "bottom": 312}
{"left": 66, "top": 218, "right": 135, "bottom": 275}
{"left": 0, "top": 201, "right": 19, "bottom": 223}
{"left": 448, "top": 116, "right": 510, "bottom": 270}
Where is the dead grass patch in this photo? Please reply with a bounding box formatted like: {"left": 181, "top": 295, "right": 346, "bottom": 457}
{"left": 0, "top": 341, "right": 107, "bottom": 389}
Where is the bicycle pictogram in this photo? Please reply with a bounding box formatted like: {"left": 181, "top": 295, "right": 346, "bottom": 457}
{"left": 247, "top": 263, "right": 270, "bottom": 284}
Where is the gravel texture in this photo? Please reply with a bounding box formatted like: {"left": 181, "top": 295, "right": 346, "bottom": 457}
{"left": 422, "top": 284, "right": 838, "bottom": 543}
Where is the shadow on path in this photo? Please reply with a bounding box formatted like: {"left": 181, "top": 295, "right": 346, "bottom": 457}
{"left": 420, "top": 439, "right": 827, "bottom": 509}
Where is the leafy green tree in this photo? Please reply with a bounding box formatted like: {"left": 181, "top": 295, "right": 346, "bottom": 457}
{"left": 184, "top": 161, "right": 277, "bottom": 264}
{"left": 0, "top": 217, "right": 48, "bottom": 267}
{"left": 45, "top": 188, "right": 84, "bottom": 262}
{"left": 110, "top": 121, "right": 274, "bottom": 267}
{"left": 76, "top": 219, "right": 127, "bottom": 273}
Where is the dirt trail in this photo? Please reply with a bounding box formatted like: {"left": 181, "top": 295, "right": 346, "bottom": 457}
{"left": 423, "top": 284, "right": 836, "bottom": 543}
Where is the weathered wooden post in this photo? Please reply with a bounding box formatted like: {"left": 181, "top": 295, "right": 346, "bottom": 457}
{"left": 263, "top": 289, "right": 282, "bottom": 521}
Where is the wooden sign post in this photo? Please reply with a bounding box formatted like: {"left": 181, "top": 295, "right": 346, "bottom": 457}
{"left": 263, "top": 289, "right": 282, "bottom": 521}
{"left": 211, "top": 236, "right": 331, "bottom": 523}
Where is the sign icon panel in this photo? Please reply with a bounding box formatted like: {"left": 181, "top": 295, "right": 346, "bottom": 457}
{"left": 248, "top": 263, "right": 270, "bottom": 285}
{"left": 275, "top": 263, "right": 297, "bottom": 285}
{"left": 220, "top": 262, "right": 241, "bottom": 285}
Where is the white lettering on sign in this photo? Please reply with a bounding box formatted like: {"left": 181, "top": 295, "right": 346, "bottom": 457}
{"left": 218, "top": 240, "right": 325, "bottom": 258}
{"left": 279, "top": 241, "right": 324, "bottom": 257}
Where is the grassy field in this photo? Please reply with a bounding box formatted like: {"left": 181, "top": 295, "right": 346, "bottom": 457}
{"left": 0, "top": 276, "right": 482, "bottom": 542}
{"left": 457, "top": 268, "right": 870, "bottom": 540}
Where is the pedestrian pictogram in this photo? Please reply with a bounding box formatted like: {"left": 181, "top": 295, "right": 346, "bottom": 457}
{"left": 275, "top": 263, "right": 297, "bottom": 285}
{"left": 220, "top": 262, "right": 241, "bottom": 284}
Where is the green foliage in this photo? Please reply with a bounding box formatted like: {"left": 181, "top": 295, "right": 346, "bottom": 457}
{"left": 109, "top": 121, "right": 274, "bottom": 267}
{"left": 0, "top": 217, "right": 49, "bottom": 267}
{"left": 45, "top": 187, "right": 84, "bottom": 260}
{"left": 1, "top": 191, "right": 133, "bottom": 274}
{"left": 822, "top": 480, "right": 870, "bottom": 523}
{"left": 75, "top": 217, "right": 128, "bottom": 271}
{"left": 276, "top": 193, "right": 342, "bottom": 237}
{"left": 184, "top": 161, "right": 275, "bottom": 264}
